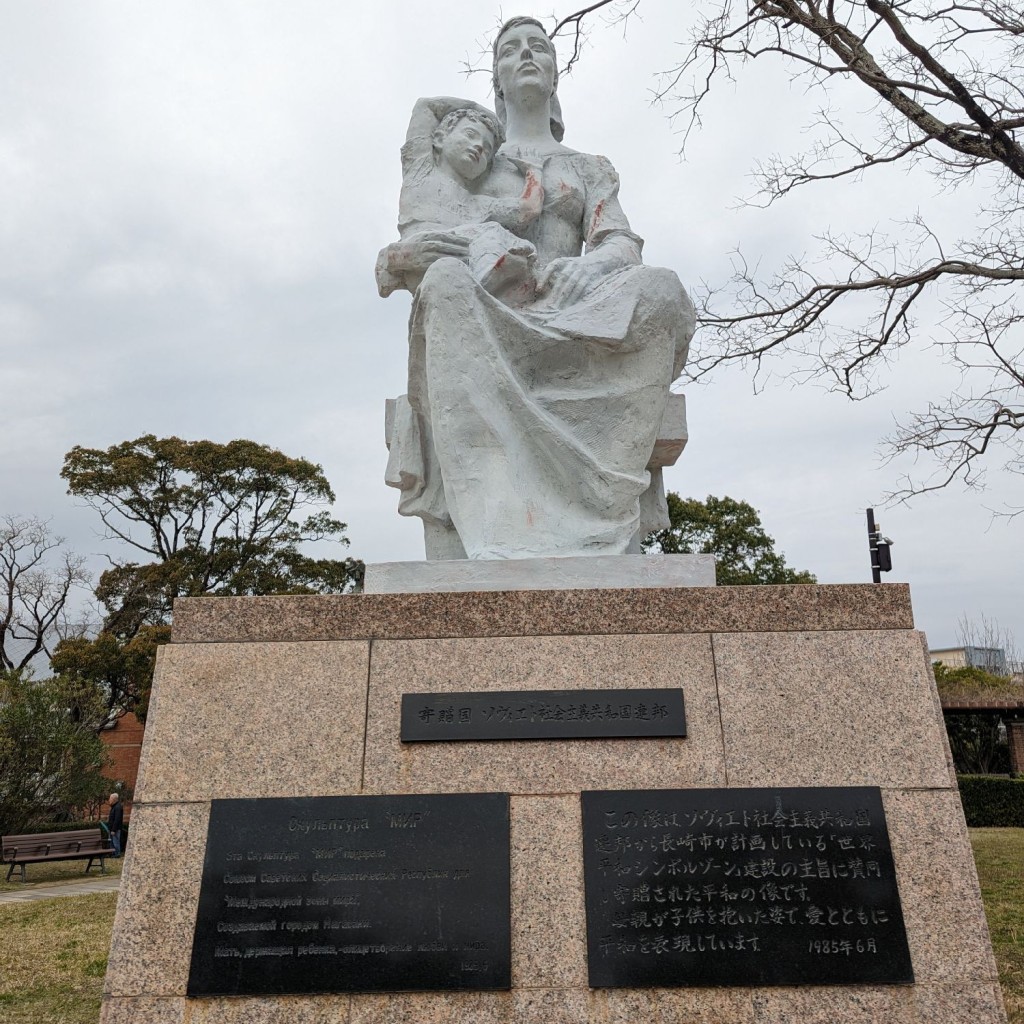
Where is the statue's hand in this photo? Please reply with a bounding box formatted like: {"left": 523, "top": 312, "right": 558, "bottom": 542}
{"left": 535, "top": 252, "right": 618, "bottom": 307}
{"left": 388, "top": 231, "right": 470, "bottom": 274}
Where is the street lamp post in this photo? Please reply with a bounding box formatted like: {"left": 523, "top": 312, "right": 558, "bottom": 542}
{"left": 866, "top": 508, "right": 893, "bottom": 583}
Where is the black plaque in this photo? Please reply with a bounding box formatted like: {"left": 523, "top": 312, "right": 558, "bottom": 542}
{"left": 187, "top": 793, "right": 511, "bottom": 996}
{"left": 581, "top": 786, "right": 913, "bottom": 987}
{"left": 401, "top": 689, "right": 686, "bottom": 742}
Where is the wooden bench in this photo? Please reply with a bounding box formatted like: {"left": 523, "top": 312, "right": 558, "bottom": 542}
{"left": 1, "top": 828, "right": 111, "bottom": 882}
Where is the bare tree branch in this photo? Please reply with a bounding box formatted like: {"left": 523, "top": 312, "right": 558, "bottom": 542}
{"left": 550, "top": 0, "right": 641, "bottom": 74}
{"left": 0, "top": 515, "right": 90, "bottom": 672}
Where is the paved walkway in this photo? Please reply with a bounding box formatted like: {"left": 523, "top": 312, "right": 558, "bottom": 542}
{"left": 0, "top": 873, "right": 121, "bottom": 904}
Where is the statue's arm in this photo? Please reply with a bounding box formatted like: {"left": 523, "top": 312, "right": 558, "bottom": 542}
{"left": 405, "top": 96, "right": 494, "bottom": 144}
{"left": 582, "top": 155, "right": 643, "bottom": 265}
{"left": 375, "top": 229, "right": 472, "bottom": 297}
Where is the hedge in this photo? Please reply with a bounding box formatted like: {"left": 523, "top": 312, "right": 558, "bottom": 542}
{"left": 30, "top": 820, "right": 106, "bottom": 833}
{"left": 957, "top": 774, "right": 1024, "bottom": 827}
{"left": 26, "top": 820, "right": 128, "bottom": 834}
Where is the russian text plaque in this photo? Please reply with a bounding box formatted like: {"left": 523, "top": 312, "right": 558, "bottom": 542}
{"left": 401, "top": 688, "right": 686, "bottom": 742}
{"left": 581, "top": 786, "right": 913, "bottom": 987}
{"left": 187, "top": 793, "right": 511, "bottom": 996}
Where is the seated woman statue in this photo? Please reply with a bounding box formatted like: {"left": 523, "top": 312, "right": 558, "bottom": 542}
{"left": 377, "top": 15, "right": 695, "bottom": 561}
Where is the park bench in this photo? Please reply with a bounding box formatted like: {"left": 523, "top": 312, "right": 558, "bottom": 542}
{"left": 1, "top": 827, "right": 111, "bottom": 882}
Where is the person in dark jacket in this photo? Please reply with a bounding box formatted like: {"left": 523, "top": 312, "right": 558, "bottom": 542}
{"left": 107, "top": 793, "right": 124, "bottom": 857}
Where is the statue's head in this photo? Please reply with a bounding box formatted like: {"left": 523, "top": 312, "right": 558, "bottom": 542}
{"left": 492, "top": 17, "right": 558, "bottom": 100}
{"left": 492, "top": 16, "right": 565, "bottom": 142}
{"left": 432, "top": 108, "right": 505, "bottom": 182}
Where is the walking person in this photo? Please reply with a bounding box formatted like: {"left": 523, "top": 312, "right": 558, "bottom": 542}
{"left": 107, "top": 793, "right": 124, "bottom": 858}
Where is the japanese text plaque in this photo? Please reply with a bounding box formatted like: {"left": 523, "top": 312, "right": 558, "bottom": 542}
{"left": 581, "top": 786, "right": 913, "bottom": 987}
{"left": 401, "top": 688, "right": 686, "bottom": 742}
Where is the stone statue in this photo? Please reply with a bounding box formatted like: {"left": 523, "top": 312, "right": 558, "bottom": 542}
{"left": 377, "top": 15, "right": 695, "bottom": 561}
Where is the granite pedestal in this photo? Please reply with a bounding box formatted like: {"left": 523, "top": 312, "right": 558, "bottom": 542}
{"left": 100, "top": 582, "right": 1007, "bottom": 1023}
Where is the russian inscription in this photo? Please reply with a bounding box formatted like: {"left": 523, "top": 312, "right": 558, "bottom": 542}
{"left": 581, "top": 787, "right": 913, "bottom": 987}
{"left": 187, "top": 793, "right": 511, "bottom": 996}
{"left": 401, "top": 688, "right": 686, "bottom": 742}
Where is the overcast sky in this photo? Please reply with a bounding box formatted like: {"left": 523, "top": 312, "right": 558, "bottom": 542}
{"left": 1, "top": 1, "right": 1020, "bottom": 653}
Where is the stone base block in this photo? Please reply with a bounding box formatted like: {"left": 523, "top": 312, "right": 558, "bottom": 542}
{"left": 101, "top": 583, "right": 1007, "bottom": 1024}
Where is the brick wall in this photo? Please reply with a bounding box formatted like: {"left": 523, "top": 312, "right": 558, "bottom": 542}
{"left": 100, "top": 713, "right": 145, "bottom": 818}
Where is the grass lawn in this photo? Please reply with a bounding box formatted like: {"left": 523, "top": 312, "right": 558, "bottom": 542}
{"left": 0, "top": 891, "right": 116, "bottom": 1024}
{"left": 0, "top": 832, "right": 1020, "bottom": 1022}
{"left": 971, "top": 829, "right": 1024, "bottom": 1023}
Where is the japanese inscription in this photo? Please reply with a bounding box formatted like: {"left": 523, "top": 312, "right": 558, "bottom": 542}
{"left": 187, "top": 793, "right": 511, "bottom": 996}
{"left": 581, "top": 786, "right": 913, "bottom": 987}
{"left": 401, "top": 688, "right": 686, "bottom": 742}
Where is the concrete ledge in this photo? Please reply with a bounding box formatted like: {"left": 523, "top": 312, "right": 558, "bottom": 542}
{"left": 363, "top": 553, "right": 716, "bottom": 594}
{"left": 171, "top": 583, "right": 914, "bottom": 644}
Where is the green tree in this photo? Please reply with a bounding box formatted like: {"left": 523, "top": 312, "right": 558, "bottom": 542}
{"left": 61, "top": 435, "right": 363, "bottom": 637}
{"left": 57, "top": 436, "right": 362, "bottom": 726}
{"left": 0, "top": 670, "right": 115, "bottom": 833}
{"left": 51, "top": 625, "right": 171, "bottom": 727}
{"left": 643, "top": 493, "right": 817, "bottom": 585}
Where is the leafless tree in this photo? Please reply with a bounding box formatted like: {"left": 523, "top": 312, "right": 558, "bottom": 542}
{"left": 957, "top": 612, "right": 1022, "bottom": 675}
{"left": 0, "top": 515, "right": 90, "bottom": 672}
{"left": 562, "top": 0, "right": 1024, "bottom": 506}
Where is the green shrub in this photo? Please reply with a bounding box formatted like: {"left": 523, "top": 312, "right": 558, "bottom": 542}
{"left": 0, "top": 671, "right": 116, "bottom": 833}
{"left": 957, "top": 774, "right": 1024, "bottom": 827}
{"left": 32, "top": 820, "right": 105, "bottom": 834}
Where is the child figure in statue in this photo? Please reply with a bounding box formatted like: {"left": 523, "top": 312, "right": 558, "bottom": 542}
{"left": 376, "top": 98, "right": 544, "bottom": 305}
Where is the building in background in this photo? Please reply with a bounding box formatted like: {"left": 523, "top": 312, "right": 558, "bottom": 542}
{"left": 930, "top": 645, "right": 1008, "bottom": 676}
